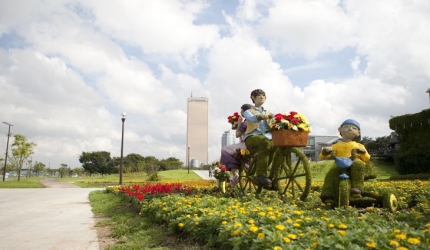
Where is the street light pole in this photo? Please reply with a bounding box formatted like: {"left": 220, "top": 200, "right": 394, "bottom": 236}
{"left": 187, "top": 145, "right": 190, "bottom": 174}
{"left": 119, "top": 113, "right": 126, "bottom": 185}
{"left": 2, "top": 122, "right": 13, "bottom": 182}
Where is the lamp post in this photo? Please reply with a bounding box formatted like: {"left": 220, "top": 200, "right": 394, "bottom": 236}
{"left": 187, "top": 145, "right": 190, "bottom": 174}
{"left": 427, "top": 88, "right": 430, "bottom": 102}
{"left": 2, "top": 122, "right": 13, "bottom": 182}
{"left": 119, "top": 113, "right": 126, "bottom": 185}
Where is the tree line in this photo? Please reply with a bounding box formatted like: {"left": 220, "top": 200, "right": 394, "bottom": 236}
{"left": 78, "top": 151, "right": 184, "bottom": 176}
{"left": 1, "top": 133, "right": 396, "bottom": 180}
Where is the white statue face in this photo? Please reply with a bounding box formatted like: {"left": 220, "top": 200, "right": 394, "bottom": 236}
{"left": 338, "top": 124, "right": 360, "bottom": 141}
{"left": 252, "top": 93, "right": 266, "bottom": 107}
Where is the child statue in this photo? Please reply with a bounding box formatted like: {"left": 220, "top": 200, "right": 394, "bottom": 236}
{"left": 319, "top": 119, "right": 371, "bottom": 204}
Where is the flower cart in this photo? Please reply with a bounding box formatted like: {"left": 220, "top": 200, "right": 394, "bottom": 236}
{"left": 238, "top": 111, "right": 313, "bottom": 201}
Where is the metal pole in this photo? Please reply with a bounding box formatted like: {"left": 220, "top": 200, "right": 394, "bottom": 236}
{"left": 119, "top": 114, "right": 126, "bottom": 185}
{"left": 2, "top": 122, "right": 13, "bottom": 182}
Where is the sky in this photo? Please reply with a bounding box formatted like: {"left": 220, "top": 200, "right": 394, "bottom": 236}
{"left": 0, "top": 0, "right": 429, "bottom": 169}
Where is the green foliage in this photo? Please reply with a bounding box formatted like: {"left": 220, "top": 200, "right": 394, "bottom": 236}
{"left": 147, "top": 172, "right": 161, "bottom": 182}
{"left": 0, "top": 177, "right": 45, "bottom": 188}
{"left": 9, "top": 134, "right": 36, "bottom": 181}
{"left": 389, "top": 108, "right": 430, "bottom": 174}
{"left": 79, "top": 151, "right": 115, "bottom": 176}
{"left": 89, "top": 190, "right": 207, "bottom": 249}
{"left": 159, "top": 157, "right": 184, "bottom": 171}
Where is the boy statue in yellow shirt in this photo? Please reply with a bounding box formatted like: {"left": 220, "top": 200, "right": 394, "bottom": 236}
{"left": 319, "top": 119, "right": 371, "bottom": 204}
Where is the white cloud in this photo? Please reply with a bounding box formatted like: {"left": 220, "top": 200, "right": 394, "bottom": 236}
{"left": 0, "top": 0, "right": 429, "bottom": 169}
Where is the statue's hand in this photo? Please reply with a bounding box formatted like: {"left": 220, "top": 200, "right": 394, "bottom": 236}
{"left": 356, "top": 148, "right": 366, "bottom": 154}
{"left": 322, "top": 147, "right": 332, "bottom": 156}
{"left": 322, "top": 147, "right": 332, "bottom": 153}
{"left": 256, "top": 114, "right": 266, "bottom": 120}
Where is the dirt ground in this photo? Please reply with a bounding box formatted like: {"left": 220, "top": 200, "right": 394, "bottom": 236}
{"left": 41, "top": 178, "right": 117, "bottom": 249}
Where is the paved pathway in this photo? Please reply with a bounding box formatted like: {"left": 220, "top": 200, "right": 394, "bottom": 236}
{"left": 193, "top": 170, "right": 216, "bottom": 180}
{"left": 0, "top": 179, "right": 103, "bottom": 250}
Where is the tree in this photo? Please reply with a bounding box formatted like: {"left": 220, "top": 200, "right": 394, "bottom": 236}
{"left": 8, "top": 134, "right": 36, "bottom": 181}
{"left": 33, "top": 162, "right": 46, "bottom": 177}
{"left": 79, "top": 151, "right": 115, "bottom": 176}
{"left": 123, "top": 153, "right": 145, "bottom": 173}
{"left": 159, "top": 157, "right": 183, "bottom": 170}
{"left": 58, "top": 164, "right": 69, "bottom": 178}
{"left": 142, "top": 156, "right": 159, "bottom": 174}
{"left": 72, "top": 167, "right": 85, "bottom": 177}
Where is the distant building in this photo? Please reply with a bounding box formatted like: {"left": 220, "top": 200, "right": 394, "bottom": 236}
{"left": 221, "top": 130, "right": 236, "bottom": 147}
{"left": 302, "top": 135, "right": 340, "bottom": 161}
{"left": 187, "top": 97, "right": 209, "bottom": 166}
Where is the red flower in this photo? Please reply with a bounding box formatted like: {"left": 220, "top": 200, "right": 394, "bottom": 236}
{"left": 274, "top": 113, "right": 284, "bottom": 121}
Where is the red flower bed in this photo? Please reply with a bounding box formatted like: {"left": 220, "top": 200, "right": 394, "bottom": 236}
{"left": 119, "top": 182, "right": 192, "bottom": 201}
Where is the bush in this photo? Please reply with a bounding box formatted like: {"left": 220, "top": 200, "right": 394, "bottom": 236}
{"left": 148, "top": 172, "right": 161, "bottom": 181}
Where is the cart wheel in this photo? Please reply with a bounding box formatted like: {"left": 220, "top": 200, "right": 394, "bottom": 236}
{"left": 274, "top": 147, "right": 311, "bottom": 201}
{"left": 382, "top": 192, "right": 398, "bottom": 212}
{"left": 238, "top": 155, "right": 260, "bottom": 195}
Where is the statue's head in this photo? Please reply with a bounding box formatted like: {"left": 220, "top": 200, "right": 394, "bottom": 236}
{"left": 250, "top": 89, "right": 266, "bottom": 105}
{"left": 338, "top": 119, "right": 361, "bottom": 142}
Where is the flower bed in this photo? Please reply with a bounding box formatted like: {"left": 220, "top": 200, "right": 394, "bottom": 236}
{"left": 109, "top": 180, "right": 430, "bottom": 249}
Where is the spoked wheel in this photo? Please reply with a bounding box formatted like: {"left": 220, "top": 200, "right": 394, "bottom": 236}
{"left": 273, "top": 147, "right": 311, "bottom": 201}
{"left": 238, "top": 156, "right": 261, "bottom": 195}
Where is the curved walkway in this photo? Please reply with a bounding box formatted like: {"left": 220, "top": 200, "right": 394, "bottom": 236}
{"left": 0, "top": 179, "right": 102, "bottom": 250}
{"left": 193, "top": 170, "right": 216, "bottom": 180}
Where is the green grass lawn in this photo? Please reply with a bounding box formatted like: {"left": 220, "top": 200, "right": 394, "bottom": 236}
{"left": 0, "top": 162, "right": 399, "bottom": 189}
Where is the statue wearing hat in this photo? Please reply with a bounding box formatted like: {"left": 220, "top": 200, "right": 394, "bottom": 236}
{"left": 319, "top": 119, "right": 372, "bottom": 205}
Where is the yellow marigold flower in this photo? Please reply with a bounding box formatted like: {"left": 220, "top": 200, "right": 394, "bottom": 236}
{"left": 270, "top": 215, "right": 276, "bottom": 220}
{"left": 275, "top": 224, "right": 285, "bottom": 230}
{"left": 328, "top": 223, "right": 335, "bottom": 228}
{"left": 338, "top": 224, "right": 348, "bottom": 230}
{"left": 287, "top": 234, "right": 297, "bottom": 240}
{"left": 286, "top": 218, "right": 293, "bottom": 223}
{"left": 407, "top": 237, "right": 420, "bottom": 245}
{"left": 259, "top": 212, "right": 266, "bottom": 217}
{"left": 293, "top": 223, "right": 300, "bottom": 228}
{"left": 234, "top": 222, "right": 242, "bottom": 227}
{"left": 394, "top": 229, "right": 401, "bottom": 233}
{"left": 396, "top": 247, "right": 408, "bottom": 250}
{"left": 283, "top": 237, "right": 291, "bottom": 243}
{"left": 365, "top": 242, "right": 376, "bottom": 248}
{"left": 178, "top": 223, "right": 184, "bottom": 228}
{"left": 186, "top": 214, "right": 191, "bottom": 218}
{"left": 248, "top": 219, "right": 255, "bottom": 224}
{"left": 389, "top": 240, "right": 400, "bottom": 247}
{"left": 395, "top": 234, "right": 407, "bottom": 240}
{"left": 304, "top": 217, "right": 312, "bottom": 221}
{"left": 249, "top": 226, "right": 259, "bottom": 232}
{"left": 231, "top": 230, "right": 240, "bottom": 236}
{"left": 274, "top": 246, "right": 282, "bottom": 250}
{"left": 221, "top": 221, "right": 227, "bottom": 225}
{"left": 195, "top": 222, "right": 199, "bottom": 226}
{"left": 257, "top": 233, "right": 265, "bottom": 239}
{"left": 426, "top": 222, "right": 430, "bottom": 227}
{"left": 337, "top": 230, "right": 346, "bottom": 236}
